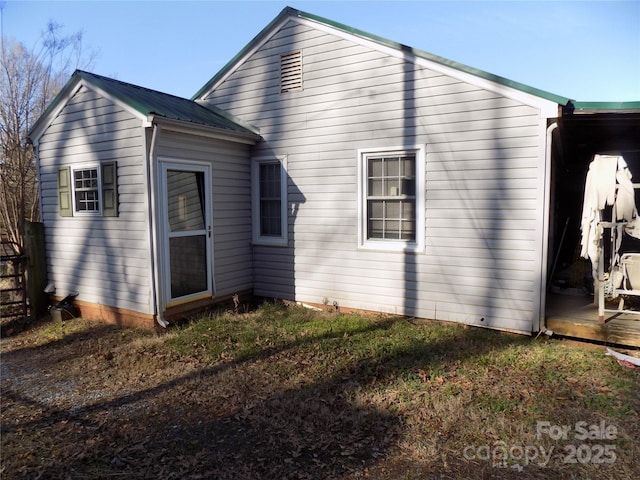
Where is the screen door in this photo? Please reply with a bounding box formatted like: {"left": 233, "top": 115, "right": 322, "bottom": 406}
{"left": 162, "top": 163, "right": 212, "bottom": 301}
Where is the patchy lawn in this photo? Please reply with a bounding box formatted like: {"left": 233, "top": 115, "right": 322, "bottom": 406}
{"left": 1, "top": 302, "right": 639, "bottom": 479}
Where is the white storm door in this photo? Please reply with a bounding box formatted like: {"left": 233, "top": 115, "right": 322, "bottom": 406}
{"left": 161, "top": 163, "right": 212, "bottom": 302}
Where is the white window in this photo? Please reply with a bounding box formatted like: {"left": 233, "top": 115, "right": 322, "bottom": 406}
{"left": 58, "top": 162, "right": 118, "bottom": 217}
{"left": 358, "top": 146, "right": 425, "bottom": 252}
{"left": 71, "top": 164, "right": 102, "bottom": 215}
{"left": 252, "top": 156, "right": 288, "bottom": 246}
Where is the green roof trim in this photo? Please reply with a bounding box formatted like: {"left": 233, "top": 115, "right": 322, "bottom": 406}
{"left": 297, "top": 9, "right": 573, "bottom": 106}
{"left": 193, "top": 6, "right": 572, "bottom": 106}
{"left": 191, "top": 7, "right": 297, "bottom": 101}
{"left": 75, "top": 71, "right": 259, "bottom": 135}
{"left": 570, "top": 101, "right": 640, "bottom": 113}
{"left": 29, "top": 70, "right": 260, "bottom": 141}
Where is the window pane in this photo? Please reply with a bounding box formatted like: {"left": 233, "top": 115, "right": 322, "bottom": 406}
{"left": 73, "top": 168, "right": 100, "bottom": 212}
{"left": 385, "top": 220, "right": 401, "bottom": 239}
{"left": 402, "top": 201, "right": 415, "bottom": 220}
{"left": 401, "top": 221, "right": 416, "bottom": 240}
{"left": 368, "top": 179, "right": 384, "bottom": 196}
{"left": 368, "top": 219, "right": 384, "bottom": 239}
{"left": 400, "top": 156, "right": 415, "bottom": 176}
{"left": 261, "top": 199, "right": 282, "bottom": 236}
{"left": 384, "top": 157, "right": 399, "bottom": 177}
{"left": 167, "top": 171, "right": 205, "bottom": 232}
{"left": 260, "top": 163, "right": 280, "bottom": 198}
{"left": 369, "top": 200, "right": 384, "bottom": 218}
{"left": 365, "top": 152, "right": 417, "bottom": 242}
{"left": 386, "top": 178, "right": 400, "bottom": 196}
{"left": 368, "top": 158, "right": 383, "bottom": 177}
{"left": 386, "top": 201, "right": 400, "bottom": 218}
{"left": 259, "top": 163, "right": 282, "bottom": 237}
{"left": 76, "top": 190, "right": 99, "bottom": 211}
{"left": 170, "top": 235, "right": 207, "bottom": 298}
{"left": 402, "top": 178, "right": 415, "bottom": 196}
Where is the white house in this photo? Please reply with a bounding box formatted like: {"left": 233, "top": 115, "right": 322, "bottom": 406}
{"left": 29, "top": 7, "right": 640, "bottom": 340}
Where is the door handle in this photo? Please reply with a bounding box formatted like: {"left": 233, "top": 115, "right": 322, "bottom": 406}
{"left": 208, "top": 225, "right": 212, "bottom": 238}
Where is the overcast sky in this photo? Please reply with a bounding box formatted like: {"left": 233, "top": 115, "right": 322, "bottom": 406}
{"left": 3, "top": 0, "right": 639, "bottom": 102}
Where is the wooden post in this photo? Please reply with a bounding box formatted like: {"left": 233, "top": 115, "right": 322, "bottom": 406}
{"left": 24, "top": 221, "right": 48, "bottom": 319}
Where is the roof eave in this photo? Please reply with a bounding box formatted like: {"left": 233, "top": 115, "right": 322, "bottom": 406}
{"left": 567, "top": 101, "right": 640, "bottom": 115}
{"left": 193, "top": 6, "right": 571, "bottom": 111}
{"left": 192, "top": 7, "right": 297, "bottom": 100}
{"left": 28, "top": 72, "right": 83, "bottom": 144}
{"left": 295, "top": 9, "right": 571, "bottom": 108}
{"left": 148, "top": 114, "right": 261, "bottom": 145}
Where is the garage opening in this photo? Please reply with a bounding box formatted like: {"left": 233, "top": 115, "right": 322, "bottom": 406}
{"left": 545, "top": 104, "right": 640, "bottom": 347}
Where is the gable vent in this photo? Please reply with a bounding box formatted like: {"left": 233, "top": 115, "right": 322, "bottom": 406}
{"left": 280, "top": 51, "right": 303, "bottom": 93}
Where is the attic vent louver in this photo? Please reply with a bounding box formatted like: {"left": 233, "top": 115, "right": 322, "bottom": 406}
{"left": 280, "top": 51, "right": 302, "bottom": 93}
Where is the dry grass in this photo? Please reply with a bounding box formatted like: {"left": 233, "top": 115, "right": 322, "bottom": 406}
{"left": 1, "top": 302, "right": 639, "bottom": 479}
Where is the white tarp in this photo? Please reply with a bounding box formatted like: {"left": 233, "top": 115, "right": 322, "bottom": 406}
{"left": 580, "top": 154, "right": 637, "bottom": 269}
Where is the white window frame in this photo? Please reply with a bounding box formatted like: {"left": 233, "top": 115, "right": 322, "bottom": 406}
{"left": 357, "top": 145, "right": 425, "bottom": 253}
{"left": 70, "top": 163, "right": 102, "bottom": 216}
{"left": 251, "top": 155, "right": 288, "bottom": 246}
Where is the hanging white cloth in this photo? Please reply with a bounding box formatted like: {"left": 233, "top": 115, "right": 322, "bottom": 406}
{"left": 615, "top": 156, "right": 637, "bottom": 221}
{"left": 580, "top": 155, "right": 617, "bottom": 264}
{"left": 580, "top": 154, "right": 637, "bottom": 269}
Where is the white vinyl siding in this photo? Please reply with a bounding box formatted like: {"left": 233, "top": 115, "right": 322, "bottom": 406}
{"left": 156, "top": 130, "right": 254, "bottom": 297}
{"left": 202, "top": 18, "right": 552, "bottom": 333}
{"left": 37, "top": 86, "right": 152, "bottom": 314}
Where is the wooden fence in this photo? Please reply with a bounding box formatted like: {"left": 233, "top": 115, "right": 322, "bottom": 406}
{"left": 1, "top": 222, "right": 48, "bottom": 333}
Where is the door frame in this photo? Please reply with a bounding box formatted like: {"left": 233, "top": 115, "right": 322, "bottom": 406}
{"left": 157, "top": 158, "right": 214, "bottom": 310}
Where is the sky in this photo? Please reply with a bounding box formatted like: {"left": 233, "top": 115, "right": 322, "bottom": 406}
{"left": 2, "top": 0, "right": 639, "bottom": 102}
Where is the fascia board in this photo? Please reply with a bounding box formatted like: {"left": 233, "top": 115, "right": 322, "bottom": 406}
{"left": 28, "top": 75, "right": 150, "bottom": 145}
{"left": 28, "top": 77, "right": 83, "bottom": 144}
{"left": 192, "top": 10, "right": 293, "bottom": 101}
{"left": 149, "top": 115, "right": 261, "bottom": 145}
{"left": 194, "top": 99, "right": 261, "bottom": 135}
{"left": 80, "top": 80, "right": 152, "bottom": 127}
{"left": 296, "top": 15, "right": 560, "bottom": 119}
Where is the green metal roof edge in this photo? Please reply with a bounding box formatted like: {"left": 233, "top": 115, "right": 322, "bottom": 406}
{"left": 193, "top": 6, "right": 572, "bottom": 106}
{"left": 76, "top": 70, "right": 149, "bottom": 115}
{"left": 81, "top": 70, "right": 260, "bottom": 135}
{"left": 306, "top": 10, "right": 574, "bottom": 105}
{"left": 192, "top": 7, "right": 297, "bottom": 100}
{"left": 571, "top": 101, "right": 640, "bottom": 112}
{"left": 28, "top": 73, "right": 81, "bottom": 139}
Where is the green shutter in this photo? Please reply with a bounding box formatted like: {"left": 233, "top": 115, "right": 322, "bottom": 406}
{"left": 101, "top": 161, "right": 118, "bottom": 217}
{"left": 58, "top": 167, "right": 73, "bottom": 217}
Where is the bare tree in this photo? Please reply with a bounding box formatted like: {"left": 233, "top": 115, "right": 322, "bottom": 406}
{"left": 0, "top": 20, "right": 94, "bottom": 252}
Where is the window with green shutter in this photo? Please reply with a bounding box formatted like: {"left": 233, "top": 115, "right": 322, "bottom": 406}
{"left": 57, "top": 162, "right": 118, "bottom": 217}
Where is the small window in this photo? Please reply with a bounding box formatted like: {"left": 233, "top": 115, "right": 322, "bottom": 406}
{"left": 58, "top": 162, "right": 118, "bottom": 217}
{"left": 280, "top": 51, "right": 302, "bottom": 93}
{"left": 259, "top": 163, "right": 282, "bottom": 236}
{"left": 252, "top": 156, "right": 287, "bottom": 245}
{"left": 358, "top": 147, "right": 425, "bottom": 252}
{"left": 73, "top": 167, "right": 100, "bottom": 213}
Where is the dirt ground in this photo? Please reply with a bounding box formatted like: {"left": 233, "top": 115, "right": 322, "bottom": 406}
{"left": 2, "top": 315, "right": 638, "bottom": 480}
{"left": 0, "top": 318, "right": 413, "bottom": 480}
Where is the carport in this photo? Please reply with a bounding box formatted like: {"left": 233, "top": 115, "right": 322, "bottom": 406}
{"left": 545, "top": 101, "right": 640, "bottom": 347}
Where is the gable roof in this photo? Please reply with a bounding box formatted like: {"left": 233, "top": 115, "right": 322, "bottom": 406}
{"left": 193, "top": 6, "right": 639, "bottom": 114}
{"left": 29, "top": 70, "right": 260, "bottom": 143}
{"left": 192, "top": 6, "right": 570, "bottom": 107}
